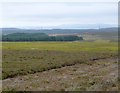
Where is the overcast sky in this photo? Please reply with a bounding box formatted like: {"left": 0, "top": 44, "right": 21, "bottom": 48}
{"left": 0, "top": 0, "right": 119, "bottom": 28}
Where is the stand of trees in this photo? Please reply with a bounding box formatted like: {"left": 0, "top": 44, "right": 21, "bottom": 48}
{"left": 2, "top": 33, "right": 83, "bottom": 41}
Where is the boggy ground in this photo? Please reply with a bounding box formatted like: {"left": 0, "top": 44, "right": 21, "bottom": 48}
{"left": 2, "top": 57, "right": 118, "bottom": 91}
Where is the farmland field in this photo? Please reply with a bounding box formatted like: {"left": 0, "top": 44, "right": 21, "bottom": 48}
{"left": 2, "top": 41, "right": 118, "bottom": 91}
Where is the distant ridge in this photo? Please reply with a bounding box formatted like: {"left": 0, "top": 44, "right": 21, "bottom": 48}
{"left": 1, "top": 27, "right": 118, "bottom": 35}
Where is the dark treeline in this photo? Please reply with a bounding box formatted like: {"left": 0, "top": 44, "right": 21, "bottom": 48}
{"left": 2, "top": 33, "right": 83, "bottom": 41}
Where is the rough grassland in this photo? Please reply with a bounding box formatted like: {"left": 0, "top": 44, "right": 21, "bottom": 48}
{"left": 2, "top": 41, "right": 118, "bottom": 80}
{"left": 3, "top": 41, "right": 117, "bottom": 52}
{"left": 3, "top": 57, "right": 118, "bottom": 91}
{"left": 2, "top": 41, "right": 118, "bottom": 91}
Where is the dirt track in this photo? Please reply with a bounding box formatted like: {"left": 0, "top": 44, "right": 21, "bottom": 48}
{"left": 2, "top": 57, "right": 118, "bottom": 91}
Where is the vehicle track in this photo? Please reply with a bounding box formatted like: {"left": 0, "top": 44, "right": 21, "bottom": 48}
{"left": 2, "top": 57, "right": 118, "bottom": 91}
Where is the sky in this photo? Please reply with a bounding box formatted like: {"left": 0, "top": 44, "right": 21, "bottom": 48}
{"left": 0, "top": 0, "right": 119, "bottom": 29}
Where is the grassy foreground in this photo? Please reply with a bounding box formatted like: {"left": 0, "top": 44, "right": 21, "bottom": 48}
{"left": 2, "top": 41, "right": 118, "bottom": 79}
{"left": 3, "top": 41, "right": 117, "bottom": 52}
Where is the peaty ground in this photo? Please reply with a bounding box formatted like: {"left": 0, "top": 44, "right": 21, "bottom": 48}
{"left": 2, "top": 57, "right": 118, "bottom": 91}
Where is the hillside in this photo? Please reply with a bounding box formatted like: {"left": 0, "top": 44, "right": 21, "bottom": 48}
{"left": 1, "top": 27, "right": 118, "bottom": 41}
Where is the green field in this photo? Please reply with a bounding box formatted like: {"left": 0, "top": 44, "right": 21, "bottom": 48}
{"left": 2, "top": 41, "right": 118, "bottom": 80}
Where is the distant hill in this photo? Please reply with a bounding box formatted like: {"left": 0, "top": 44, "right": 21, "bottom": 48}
{"left": 1, "top": 27, "right": 118, "bottom": 41}
{"left": 1, "top": 27, "right": 118, "bottom": 35}
{"left": 81, "top": 28, "right": 118, "bottom": 41}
